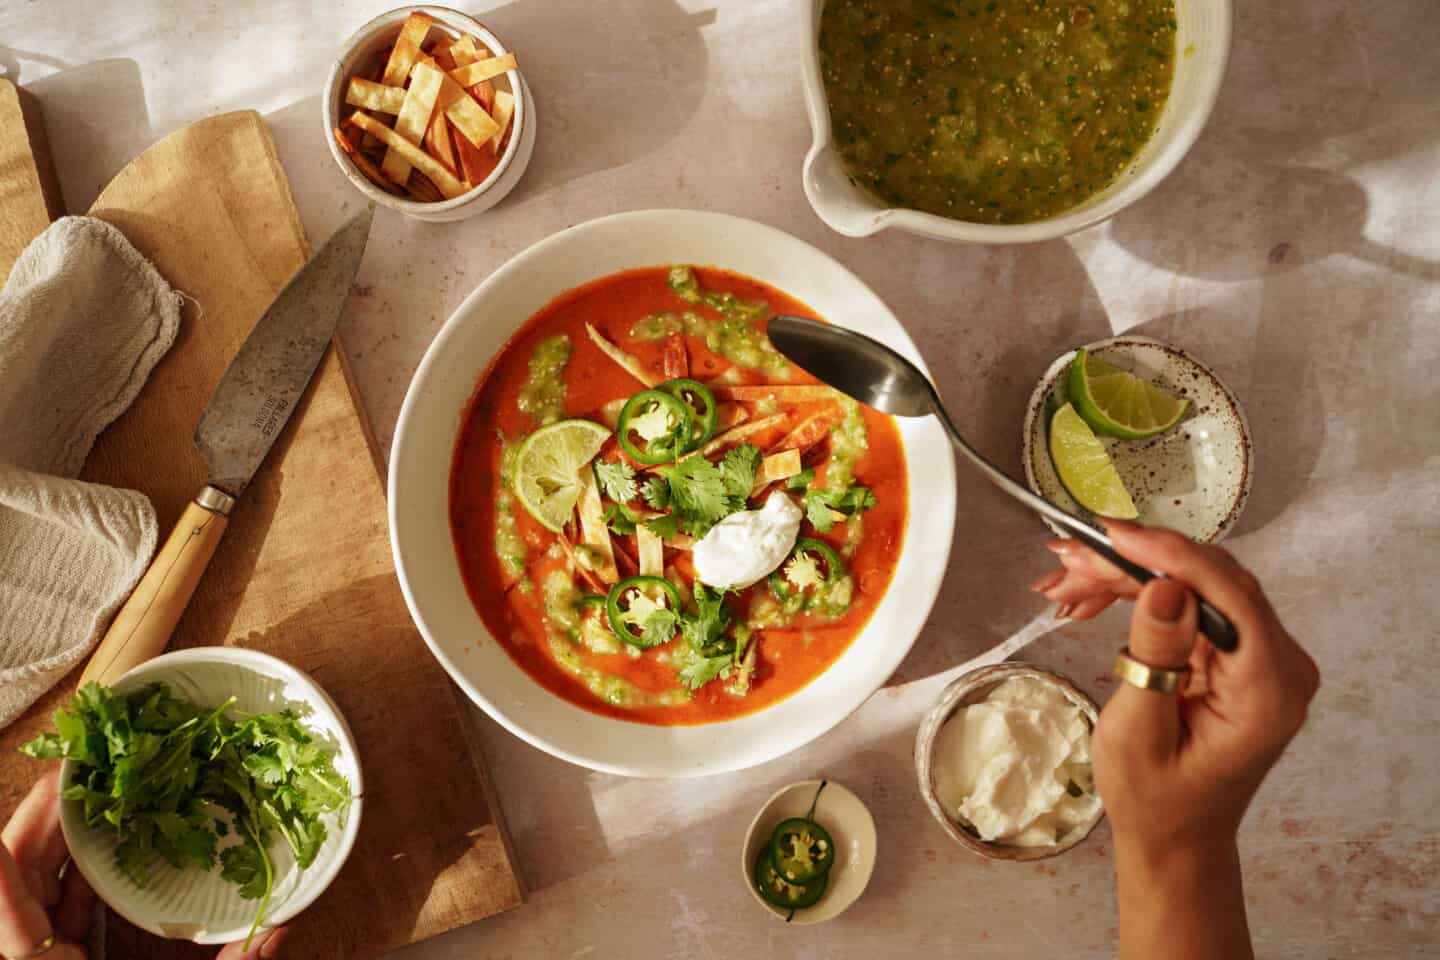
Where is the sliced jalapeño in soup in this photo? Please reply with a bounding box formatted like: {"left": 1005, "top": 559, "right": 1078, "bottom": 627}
{"left": 617, "top": 389, "right": 693, "bottom": 465}
{"left": 819, "top": 0, "right": 1178, "bottom": 224}
{"left": 660, "top": 378, "right": 719, "bottom": 453}
{"left": 448, "top": 266, "right": 909, "bottom": 725}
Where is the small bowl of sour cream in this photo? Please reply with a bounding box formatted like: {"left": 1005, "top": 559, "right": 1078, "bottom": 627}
{"left": 915, "top": 663, "right": 1105, "bottom": 861}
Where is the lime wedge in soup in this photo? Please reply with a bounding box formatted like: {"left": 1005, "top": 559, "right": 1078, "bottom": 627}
{"left": 1067, "top": 348, "right": 1188, "bottom": 440}
{"left": 513, "top": 419, "right": 610, "bottom": 533}
{"left": 1048, "top": 402, "right": 1139, "bottom": 519}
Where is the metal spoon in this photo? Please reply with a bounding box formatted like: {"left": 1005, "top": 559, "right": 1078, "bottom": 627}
{"left": 767, "top": 314, "right": 1239, "bottom": 653}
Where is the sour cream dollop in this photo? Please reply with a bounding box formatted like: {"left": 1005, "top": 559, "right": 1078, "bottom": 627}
{"left": 692, "top": 491, "right": 803, "bottom": 590}
{"left": 932, "top": 676, "right": 1102, "bottom": 847}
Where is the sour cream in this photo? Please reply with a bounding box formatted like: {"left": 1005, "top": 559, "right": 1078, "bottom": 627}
{"left": 932, "top": 676, "right": 1102, "bottom": 847}
{"left": 692, "top": 491, "right": 803, "bottom": 590}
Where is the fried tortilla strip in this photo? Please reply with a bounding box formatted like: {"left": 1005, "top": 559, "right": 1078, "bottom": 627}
{"left": 709, "top": 384, "right": 838, "bottom": 402}
{"left": 682, "top": 413, "right": 788, "bottom": 462}
{"left": 381, "top": 12, "right": 433, "bottom": 85}
{"left": 662, "top": 334, "right": 689, "bottom": 379}
{"left": 450, "top": 35, "right": 498, "bottom": 110}
{"left": 426, "top": 57, "right": 501, "bottom": 147}
{"left": 716, "top": 403, "right": 749, "bottom": 431}
{"left": 381, "top": 59, "right": 445, "bottom": 183}
{"left": 637, "top": 524, "right": 664, "bottom": 577}
{"left": 577, "top": 467, "right": 620, "bottom": 584}
{"left": 585, "top": 322, "right": 660, "bottom": 387}
{"left": 556, "top": 531, "right": 609, "bottom": 595}
{"left": 452, "top": 120, "right": 497, "bottom": 185}
{"left": 488, "top": 89, "right": 515, "bottom": 151}
{"left": 334, "top": 127, "right": 403, "bottom": 195}
{"left": 346, "top": 77, "right": 406, "bottom": 114}
{"left": 749, "top": 449, "right": 803, "bottom": 497}
{"left": 772, "top": 407, "right": 841, "bottom": 454}
{"left": 404, "top": 171, "right": 444, "bottom": 202}
{"left": 450, "top": 52, "right": 518, "bottom": 87}
{"left": 424, "top": 108, "right": 458, "bottom": 176}
{"left": 349, "top": 111, "right": 467, "bottom": 198}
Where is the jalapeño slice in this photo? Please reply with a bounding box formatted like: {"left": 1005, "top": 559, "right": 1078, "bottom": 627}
{"left": 617, "top": 389, "right": 692, "bottom": 465}
{"left": 753, "top": 848, "right": 828, "bottom": 910}
{"left": 769, "top": 817, "right": 835, "bottom": 884}
{"left": 659, "top": 378, "right": 718, "bottom": 453}
{"left": 605, "top": 575, "right": 682, "bottom": 649}
{"left": 768, "top": 538, "right": 846, "bottom": 604}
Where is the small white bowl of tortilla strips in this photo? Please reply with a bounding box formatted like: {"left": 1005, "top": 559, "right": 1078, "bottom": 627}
{"left": 323, "top": 6, "right": 536, "bottom": 221}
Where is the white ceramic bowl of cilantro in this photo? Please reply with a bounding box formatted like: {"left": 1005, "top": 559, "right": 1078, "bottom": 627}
{"left": 58, "top": 647, "right": 363, "bottom": 945}
{"left": 390, "top": 208, "right": 957, "bottom": 777}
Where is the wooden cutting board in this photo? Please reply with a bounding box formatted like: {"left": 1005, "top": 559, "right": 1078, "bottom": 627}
{"left": 0, "top": 84, "right": 524, "bottom": 957}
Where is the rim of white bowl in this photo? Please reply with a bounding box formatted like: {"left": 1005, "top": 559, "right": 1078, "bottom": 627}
{"left": 798, "top": 0, "right": 1235, "bottom": 243}
{"left": 321, "top": 5, "right": 526, "bottom": 214}
{"left": 388, "top": 208, "right": 957, "bottom": 777}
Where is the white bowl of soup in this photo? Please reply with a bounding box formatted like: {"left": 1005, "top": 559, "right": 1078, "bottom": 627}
{"left": 799, "top": 0, "right": 1233, "bottom": 242}
{"left": 389, "top": 210, "right": 956, "bottom": 777}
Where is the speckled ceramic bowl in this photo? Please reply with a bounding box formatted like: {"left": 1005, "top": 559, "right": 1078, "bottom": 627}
{"left": 915, "top": 663, "right": 1103, "bottom": 862}
{"left": 741, "top": 779, "right": 877, "bottom": 924}
{"left": 1021, "top": 336, "right": 1253, "bottom": 542}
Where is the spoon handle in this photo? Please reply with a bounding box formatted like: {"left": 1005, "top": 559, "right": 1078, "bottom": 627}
{"left": 933, "top": 411, "right": 1240, "bottom": 652}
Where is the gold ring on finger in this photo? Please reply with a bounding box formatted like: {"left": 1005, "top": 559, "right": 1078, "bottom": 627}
{"left": 1113, "top": 646, "right": 1190, "bottom": 694}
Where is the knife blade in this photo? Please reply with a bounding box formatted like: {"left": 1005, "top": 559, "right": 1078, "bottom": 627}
{"left": 196, "top": 204, "right": 375, "bottom": 496}
{"left": 79, "top": 204, "right": 375, "bottom": 687}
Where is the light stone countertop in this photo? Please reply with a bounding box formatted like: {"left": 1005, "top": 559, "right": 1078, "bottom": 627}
{"left": 3, "top": 1, "right": 1437, "bottom": 956}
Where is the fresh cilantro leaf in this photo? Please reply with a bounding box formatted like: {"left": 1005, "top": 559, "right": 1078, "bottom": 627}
{"left": 804, "top": 489, "right": 838, "bottom": 533}
{"left": 838, "top": 485, "right": 878, "bottom": 513}
{"left": 594, "top": 459, "right": 638, "bottom": 503}
{"left": 803, "top": 483, "right": 878, "bottom": 533}
{"left": 220, "top": 838, "right": 269, "bottom": 900}
{"left": 642, "top": 475, "right": 671, "bottom": 510}
{"left": 678, "top": 655, "right": 732, "bottom": 691}
{"left": 604, "top": 502, "right": 637, "bottom": 536}
{"left": 641, "top": 607, "right": 679, "bottom": 644}
{"left": 719, "top": 444, "right": 761, "bottom": 499}
{"left": 644, "top": 513, "right": 679, "bottom": 541}
{"left": 659, "top": 457, "right": 733, "bottom": 536}
{"left": 786, "top": 467, "right": 815, "bottom": 490}
{"left": 681, "top": 584, "right": 733, "bottom": 653}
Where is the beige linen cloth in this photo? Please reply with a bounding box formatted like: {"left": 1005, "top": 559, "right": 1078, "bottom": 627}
{"left": 0, "top": 216, "right": 181, "bottom": 727}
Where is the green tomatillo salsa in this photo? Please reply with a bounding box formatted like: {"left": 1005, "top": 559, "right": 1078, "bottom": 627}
{"left": 819, "top": 0, "right": 1177, "bottom": 224}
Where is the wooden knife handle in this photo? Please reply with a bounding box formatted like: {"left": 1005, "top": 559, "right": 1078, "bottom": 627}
{"left": 78, "top": 487, "right": 234, "bottom": 688}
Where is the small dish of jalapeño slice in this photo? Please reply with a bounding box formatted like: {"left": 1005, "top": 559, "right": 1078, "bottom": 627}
{"left": 741, "top": 779, "right": 877, "bottom": 925}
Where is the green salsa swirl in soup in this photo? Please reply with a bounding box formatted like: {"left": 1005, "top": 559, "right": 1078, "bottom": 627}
{"left": 819, "top": 0, "right": 1177, "bottom": 224}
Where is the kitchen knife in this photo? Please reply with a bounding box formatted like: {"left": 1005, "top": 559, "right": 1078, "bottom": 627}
{"left": 78, "top": 204, "right": 375, "bottom": 687}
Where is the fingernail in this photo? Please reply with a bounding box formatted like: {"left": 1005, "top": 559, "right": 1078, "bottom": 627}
{"left": 1142, "top": 579, "right": 1188, "bottom": 624}
{"left": 1045, "top": 540, "right": 1075, "bottom": 555}
{"left": 1055, "top": 602, "right": 1074, "bottom": 620}
{"left": 1030, "top": 570, "right": 1065, "bottom": 593}
{"left": 260, "top": 926, "right": 290, "bottom": 958}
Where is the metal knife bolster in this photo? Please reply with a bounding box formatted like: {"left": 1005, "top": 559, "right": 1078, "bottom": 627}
{"left": 195, "top": 485, "right": 236, "bottom": 516}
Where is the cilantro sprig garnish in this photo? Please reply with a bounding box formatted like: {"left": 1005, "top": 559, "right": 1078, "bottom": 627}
{"left": 23, "top": 683, "right": 351, "bottom": 950}
{"left": 803, "top": 484, "right": 877, "bottom": 533}
{"left": 594, "top": 459, "right": 638, "bottom": 503}
{"left": 646, "top": 444, "right": 762, "bottom": 538}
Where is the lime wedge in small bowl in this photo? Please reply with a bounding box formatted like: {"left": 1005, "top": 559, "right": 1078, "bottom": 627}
{"left": 1067, "top": 348, "right": 1188, "bottom": 440}
{"left": 513, "top": 419, "right": 610, "bottom": 532}
{"left": 1048, "top": 402, "right": 1138, "bottom": 519}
